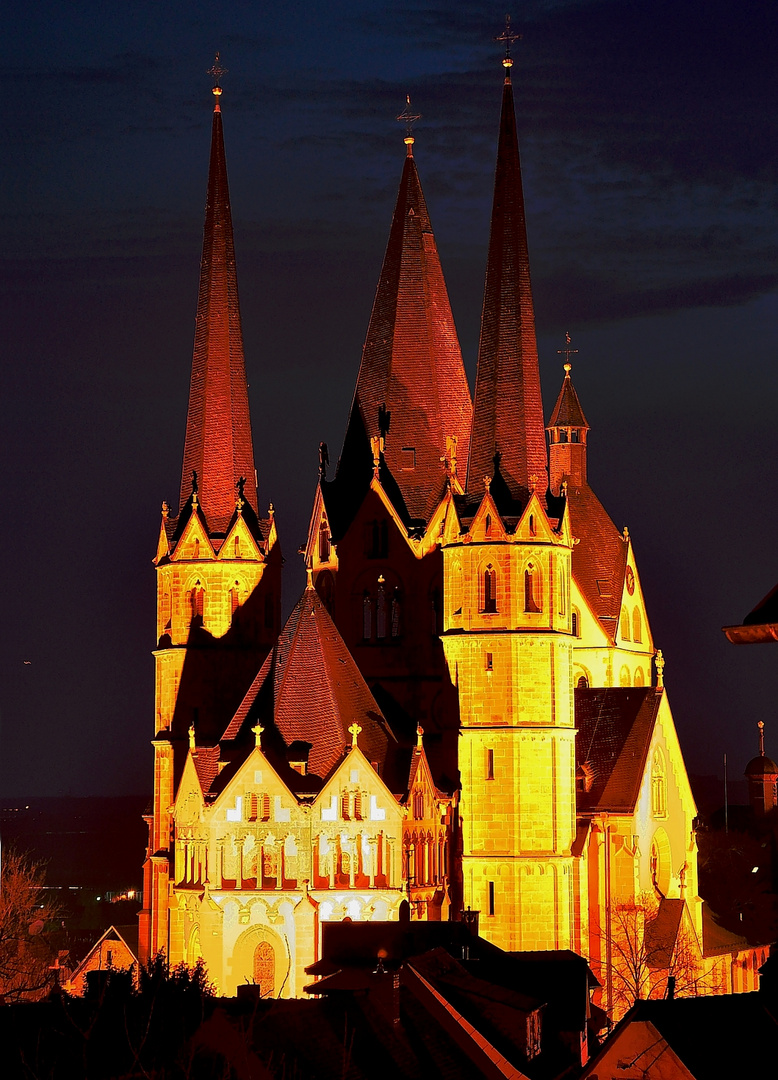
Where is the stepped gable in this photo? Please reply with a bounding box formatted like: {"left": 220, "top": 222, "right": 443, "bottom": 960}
{"left": 568, "top": 485, "right": 627, "bottom": 634}
{"left": 467, "top": 63, "right": 548, "bottom": 503}
{"left": 221, "top": 587, "right": 396, "bottom": 781}
{"left": 339, "top": 140, "right": 472, "bottom": 524}
{"left": 179, "top": 89, "right": 258, "bottom": 533}
{"left": 575, "top": 687, "right": 662, "bottom": 814}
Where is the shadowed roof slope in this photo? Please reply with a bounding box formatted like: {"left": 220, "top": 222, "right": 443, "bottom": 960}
{"left": 222, "top": 587, "right": 394, "bottom": 780}
{"left": 567, "top": 485, "right": 627, "bottom": 634}
{"left": 339, "top": 144, "right": 472, "bottom": 523}
{"left": 468, "top": 67, "right": 548, "bottom": 503}
{"left": 179, "top": 91, "right": 257, "bottom": 531}
{"left": 575, "top": 687, "right": 662, "bottom": 813}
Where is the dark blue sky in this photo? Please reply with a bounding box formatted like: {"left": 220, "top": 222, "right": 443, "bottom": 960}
{"left": 2, "top": 0, "right": 777, "bottom": 797}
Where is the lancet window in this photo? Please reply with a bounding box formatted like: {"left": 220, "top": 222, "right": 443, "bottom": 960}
{"left": 482, "top": 566, "right": 498, "bottom": 613}
{"left": 189, "top": 582, "right": 205, "bottom": 621}
{"left": 621, "top": 605, "right": 631, "bottom": 640}
{"left": 633, "top": 608, "right": 643, "bottom": 643}
{"left": 524, "top": 564, "right": 541, "bottom": 613}
{"left": 651, "top": 748, "right": 667, "bottom": 818}
{"left": 318, "top": 521, "right": 331, "bottom": 563}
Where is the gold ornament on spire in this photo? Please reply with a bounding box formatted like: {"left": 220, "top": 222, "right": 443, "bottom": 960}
{"left": 557, "top": 331, "right": 578, "bottom": 374}
{"left": 495, "top": 14, "right": 521, "bottom": 70}
{"left": 349, "top": 722, "right": 362, "bottom": 748}
{"left": 758, "top": 720, "right": 766, "bottom": 757}
{"left": 252, "top": 722, "right": 264, "bottom": 748}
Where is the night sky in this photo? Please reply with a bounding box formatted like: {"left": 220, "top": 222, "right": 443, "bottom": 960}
{"left": 2, "top": 0, "right": 777, "bottom": 799}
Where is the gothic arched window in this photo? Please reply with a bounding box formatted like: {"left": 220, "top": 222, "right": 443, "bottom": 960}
{"left": 621, "top": 605, "right": 631, "bottom": 641}
{"left": 482, "top": 566, "right": 498, "bottom": 613}
{"left": 391, "top": 588, "right": 402, "bottom": 638}
{"left": 571, "top": 608, "right": 580, "bottom": 637}
{"left": 190, "top": 582, "right": 204, "bottom": 621}
{"left": 376, "top": 578, "right": 387, "bottom": 639}
{"left": 652, "top": 748, "right": 667, "bottom": 818}
{"left": 633, "top": 608, "right": 643, "bottom": 643}
{"left": 318, "top": 521, "right": 330, "bottom": 564}
{"left": 524, "top": 564, "right": 541, "bottom": 613}
{"left": 362, "top": 591, "right": 373, "bottom": 640}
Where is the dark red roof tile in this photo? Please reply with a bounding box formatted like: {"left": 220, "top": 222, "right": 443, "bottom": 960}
{"left": 222, "top": 587, "right": 395, "bottom": 781}
{"left": 575, "top": 687, "right": 662, "bottom": 813}
{"left": 343, "top": 147, "right": 472, "bottom": 524}
{"left": 179, "top": 97, "right": 258, "bottom": 532}
{"left": 468, "top": 72, "right": 548, "bottom": 502}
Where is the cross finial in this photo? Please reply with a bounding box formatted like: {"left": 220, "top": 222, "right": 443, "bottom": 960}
{"left": 349, "top": 722, "right": 362, "bottom": 748}
{"left": 252, "top": 722, "right": 264, "bottom": 748}
{"left": 236, "top": 476, "right": 246, "bottom": 511}
{"left": 161, "top": 501, "right": 169, "bottom": 519}
{"left": 655, "top": 649, "right": 665, "bottom": 688}
{"left": 188, "top": 723, "right": 196, "bottom": 751}
{"left": 557, "top": 331, "right": 578, "bottom": 374}
{"left": 495, "top": 14, "right": 521, "bottom": 70}
{"left": 416, "top": 723, "right": 424, "bottom": 748}
{"left": 208, "top": 53, "right": 227, "bottom": 110}
{"left": 397, "top": 94, "right": 422, "bottom": 154}
{"left": 758, "top": 720, "right": 766, "bottom": 757}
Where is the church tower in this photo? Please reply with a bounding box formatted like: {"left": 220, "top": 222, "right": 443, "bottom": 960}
{"left": 305, "top": 117, "right": 472, "bottom": 784}
{"left": 441, "top": 48, "right": 576, "bottom": 951}
{"left": 139, "top": 69, "right": 281, "bottom": 962}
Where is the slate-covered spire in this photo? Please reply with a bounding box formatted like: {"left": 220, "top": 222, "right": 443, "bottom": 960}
{"left": 340, "top": 128, "right": 472, "bottom": 523}
{"left": 179, "top": 78, "right": 257, "bottom": 532}
{"left": 467, "top": 55, "right": 548, "bottom": 503}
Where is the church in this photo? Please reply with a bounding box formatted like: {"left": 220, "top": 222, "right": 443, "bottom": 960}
{"left": 138, "top": 49, "right": 763, "bottom": 1016}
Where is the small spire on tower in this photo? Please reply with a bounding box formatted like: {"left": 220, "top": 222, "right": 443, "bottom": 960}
{"left": 397, "top": 94, "right": 422, "bottom": 156}
{"left": 758, "top": 720, "right": 766, "bottom": 757}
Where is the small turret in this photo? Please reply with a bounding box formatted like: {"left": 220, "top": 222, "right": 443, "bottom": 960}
{"left": 745, "top": 721, "right": 778, "bottom": 817}
{"left": 547, "top": 344, "right": 590, "bottom": 494}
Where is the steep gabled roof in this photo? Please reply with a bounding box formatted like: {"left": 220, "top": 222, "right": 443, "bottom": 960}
{"left": 221, "top": 587, "right": 395, "bottom": 781}
{"left": 568, "top": 485, "right": 627, "bottom": 633}
{"left": 468, "top": 66, "right": 548, "bottom": 503}
{"left": 575, "top": 687, "right": 663, "bottom": 814}
{"left": 179, "top": 89, "right": 258, "bottom": 532}
{"left": 338, "top": 143, "right": 472, "bottom": 524}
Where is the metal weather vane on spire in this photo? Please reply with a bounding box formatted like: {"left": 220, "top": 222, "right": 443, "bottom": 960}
{"left": 208, "top": 52, "right": 228, "bottom": 87}
{"left": 496, "top": 14, "right": 521, "bottom": 67}
{"left": 557, "top": 331, "right": 579, "bottom": 373}
{"left": 397, "top": 94, "right": 422, "bottom": 153}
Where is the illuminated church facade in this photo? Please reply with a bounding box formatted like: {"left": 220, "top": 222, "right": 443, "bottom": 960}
{"left": 138, "top": 57, "right": 760, "bottom": 1013}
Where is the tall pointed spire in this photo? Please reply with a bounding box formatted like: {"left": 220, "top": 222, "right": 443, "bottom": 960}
{"left": 340, "top": 114, "right": 472, "bottom": 522}
{"left": 467, "top": 41, "right": 548, "bottom": 503}
{"left": 179, "top": 64, "right": 258, "bottom": 532}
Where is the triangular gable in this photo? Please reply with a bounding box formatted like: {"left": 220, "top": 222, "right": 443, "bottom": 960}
{"left": 170, "top": 510, "right": 215, "bottom": 562}
{"left": 468, "top": 490, "right": 508, "bottom": 543}
{"left": 316, "top": 744, "right": 404, "bottom": 827}
{"left": 220, "top": 511, "right": 263, "bottom": 563}
{"left": 211, "top": 743, "right": 300, "bottom": 824}
{"left": 616, "top": 539, "right": 654, "bottom": 651}
{"left": 513, "top": 490, "right": 560, "bottom": 544}
{"left": 154, "top": 513, "right": 171, "bottom": 565}
{"left": 175, "top": 752, "right": 208, "bottom": 815}
{"left": 419, "top": 489, "right": 456, "bottom": 557}
{"left": 304, "top": 484, "right": 331, "bottom": 569}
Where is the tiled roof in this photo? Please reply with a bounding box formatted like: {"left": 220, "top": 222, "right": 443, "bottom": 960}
{"left": 575, "top": 687, "right": 662, "bottom": 814}
{"left": 221, "top": 587, "right": 395, "bottom": 781}
{"left": 645, "top": 898, "right": 686, "bottom": 969}
{"left": 567, "top": 483, "right": 627, "bottom": 633}
{"left": 548, "top": 370, "right": 589, "bottom": 430}
{"left": 340, "top": 146, "right": 472, "bottom": 525}
{"left": 179, "top": 98, "right": 258, "bottom": 533}
{"left": 468, "top": 73, "right": 548, "bottom": 502}
{"left": 701, "top": 904, "right": 750, "bottom": 957}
